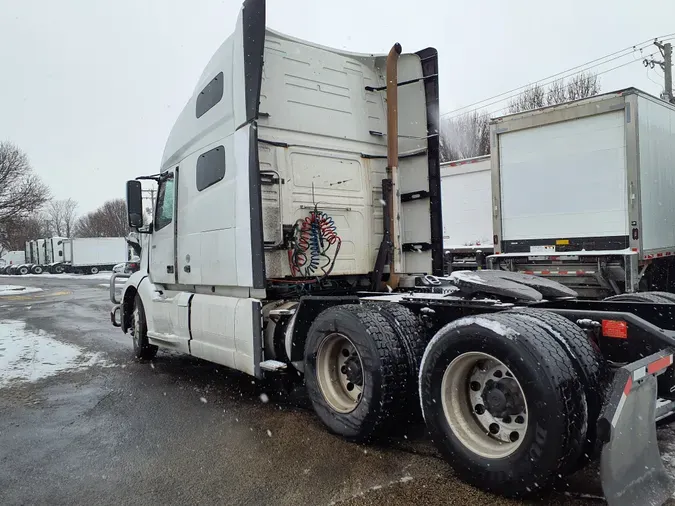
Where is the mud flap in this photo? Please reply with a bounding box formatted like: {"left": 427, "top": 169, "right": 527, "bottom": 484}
{"left": 597, "top": 350, "right": 675, "bottom": 506}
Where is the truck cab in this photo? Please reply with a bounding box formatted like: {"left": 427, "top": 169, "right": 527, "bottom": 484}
{"left": 114, "top": 0, "right": 440, "bottom": 377}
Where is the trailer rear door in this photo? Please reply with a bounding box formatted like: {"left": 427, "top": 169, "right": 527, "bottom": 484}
{"left": 498, "top": 110, "right": 628, "bottom": 251}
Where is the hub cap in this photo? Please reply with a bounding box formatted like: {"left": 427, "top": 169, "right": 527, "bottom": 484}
{"left": 441, "top": 352, "right": 528, "bottom": 458}
{"left": 316, "top": 333, "right": 364, "bottom": 413}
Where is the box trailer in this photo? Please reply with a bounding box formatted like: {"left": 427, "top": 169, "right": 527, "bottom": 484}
{"left": 489, "top": 88, "right": 675, "bottom": 298}
{"left": 109, "top": 3, "right": 675, "bottom": 504}
{"left": 441, "top": 155, "right": 493, "bottom": 271}
{"left": 58, "top": 237, "right": 128, "bottom": 274}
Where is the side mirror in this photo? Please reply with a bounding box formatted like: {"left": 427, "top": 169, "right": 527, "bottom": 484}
{"left": 126, "top": 180, "right": 144, "bottom": 229}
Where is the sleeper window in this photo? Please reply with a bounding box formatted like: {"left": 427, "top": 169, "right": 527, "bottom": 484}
{"left": 196, "top": 146, "right": 226, "bottom": 191}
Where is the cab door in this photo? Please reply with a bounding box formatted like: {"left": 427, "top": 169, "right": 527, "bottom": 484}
{"left": 149, "top": 169, "right": 177, "bottom": 285}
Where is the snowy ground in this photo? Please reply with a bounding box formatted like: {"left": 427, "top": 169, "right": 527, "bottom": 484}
{"left": 0, "top": 319, "right": 112, "bottom": 388}
{"left": 0, "top": 285, "right": 43, "bottom": 296}
{"left": 2, "top": 271, "right": 114, "bottom": 280}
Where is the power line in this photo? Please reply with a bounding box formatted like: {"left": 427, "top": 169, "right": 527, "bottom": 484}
{"left": 468, "top": 54, "right": 655, "bottom": 121}
{"left": 442, "top": 33, "right": 675, "bottom": 119}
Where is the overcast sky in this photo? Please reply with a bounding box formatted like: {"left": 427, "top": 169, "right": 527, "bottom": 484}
{"left": 1, "top": 0, "right": 673, "bottom": 213}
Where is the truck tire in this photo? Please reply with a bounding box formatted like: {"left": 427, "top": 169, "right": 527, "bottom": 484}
{"left": 365, "top": 303, "right": 428, "bottom": 420}
{"left": 641, "top": 291, "right": 675, "bottom": 303}
{"left": 504, "top": 308, "right": 607, "bottom": 468}
{"left": 605, "top": 292, "right": 674, "bottom": 303}
{"left": 31, "top": 265, "right": 43, "bottom": 275}
{"left": 18, "top": 266, "right": 29, "bottom": 275}
{"left": 52, "top": 265, "right": 64, "bottom": 274}
{"left": 89, "top": 266, "right": 100, "bottom": 275}
{"left": 304, "top": 304, "right": 408, "bottom": 442}
{"left": 131, "top": 294, "right": 158, "bottom": 360}
{"left": 419, "top": 312, "right": 586, "bottom": 497}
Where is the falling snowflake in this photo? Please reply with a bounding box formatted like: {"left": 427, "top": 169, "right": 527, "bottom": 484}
{"left": 260, "top": 393, "right": 269, "bottom": 403}
{"left": 267, "top": 429, "right": 272, "bottom": 437}
{"left": 200, "top": 397, "right": 207, "bottom": 404}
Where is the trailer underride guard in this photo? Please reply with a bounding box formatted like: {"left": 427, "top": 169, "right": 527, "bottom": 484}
{"left": 110, "top": 1, "right": 675, "bottom": 504}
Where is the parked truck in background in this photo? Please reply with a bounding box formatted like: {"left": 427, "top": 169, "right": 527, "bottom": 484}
{"left": 55, "top": 237, "right": 128, "bottom": 274}
{"left": 441, "top": 155, "right": 492, "bottom": 272}
{"left": 489, "top": 88, "right": 675, "bottom": 299}
{"left": 109, "top": 2, "right": 675, "bottom": 504}
{"left": 0, "top": 251, "right": 26, "bottom": 274}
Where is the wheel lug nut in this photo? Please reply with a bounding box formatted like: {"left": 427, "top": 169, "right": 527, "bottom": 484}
{"left": 475, "top": 404, "right": 486, "bottom": 415}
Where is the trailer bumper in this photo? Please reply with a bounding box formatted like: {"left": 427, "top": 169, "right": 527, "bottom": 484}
{"left": 598, "top": 350, "right": 675, "bottom": 506}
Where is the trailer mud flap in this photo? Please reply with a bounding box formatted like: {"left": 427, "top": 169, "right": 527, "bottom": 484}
{"left": 598, "top": 350, "right": 675, "bottom": 506}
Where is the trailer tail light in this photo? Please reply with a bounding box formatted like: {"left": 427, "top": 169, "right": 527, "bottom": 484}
{"left": 632, "top": 228, "right": 639, "bottom": 240}
{"left": 602, "top": 319, "right": 628, "bottom": 339}
{"left": 493, "top": 235, "right": 498, "bottom": 245}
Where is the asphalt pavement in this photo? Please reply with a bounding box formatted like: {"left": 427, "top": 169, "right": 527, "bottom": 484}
{"left": 0, "top": 274, "right": 672, "bottom": 505}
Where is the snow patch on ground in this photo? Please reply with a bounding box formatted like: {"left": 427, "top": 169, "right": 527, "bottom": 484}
{"left": 0, "top": 285, "right": 44, "bottom": 296}
{"left": 0, "top": 272, "right": 114, "bottom": 281}
{"left": 0, "top": 319, "right": 112, "bottom": 388}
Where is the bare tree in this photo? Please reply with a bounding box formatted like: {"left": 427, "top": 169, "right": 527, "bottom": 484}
{"left": 508, "top": 71, "right": 600, "bottom": 113}
{"left": 0, "top": 141, "right": 50, "bottom": 225}
{"left": 439, "top": 110, "right": 491, "bottom": 162}
{"left": 46, "top": 198, "right": 78, "bottom": 237}
{"left": 74, "top": 199, "right": 129, "bottom": 237}
{"left": 0, "top": 214, "right": 52, "bottom": 251}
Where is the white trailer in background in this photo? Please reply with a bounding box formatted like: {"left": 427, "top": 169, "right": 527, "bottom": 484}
{"left": 1, "top": 251, "right": 25, "bottom": 265}
{"left": 489, "top": 88, "right": 675, "bottom": 298}
{"left": 441, "top": 155, "right": 492, "bottom": 271}
{"left": 59, "top": 237, "right": 128, "bottom": 274}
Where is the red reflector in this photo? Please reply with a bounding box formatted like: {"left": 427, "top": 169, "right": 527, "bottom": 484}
{"left": 602, "top": 320, "right": 628, "bottom": 339}
{"left": 559, "top": 270, "right": 568, "bottom": 275}
{"left": 648, "top": 356, "right": 672, "bottom": 374}
{"left": 623, "top": 377, "right": 633, "bottom": 396}
{"left": 541, "top": 270, "right": 551, "bottom": 275}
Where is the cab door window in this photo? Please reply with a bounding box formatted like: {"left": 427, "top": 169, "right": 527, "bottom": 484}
{"left": 155, "top": 175, "right": 175, "bottom": 231}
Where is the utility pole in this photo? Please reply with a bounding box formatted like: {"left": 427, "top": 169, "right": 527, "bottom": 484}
{"left": 644, "top": 40, "right": 673, "bottom": 103}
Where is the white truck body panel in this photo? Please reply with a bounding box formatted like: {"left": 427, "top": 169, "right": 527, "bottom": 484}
{"left": 36, "top": 239, "right": 47, "bottom": 265}
{"left": 441, "top": 156, "right": 492, "bottom": 249}
{"left": 0, "top": 251, "right": 25, "bottom": 265}
{"left": 49, "top": 237, "right": 67, "bottom": 264}
{"left": 67, "top": 237, "right": 127, "bottom": 267}
{"left": 637, "top": 94, "right": 675, "bottom": 252}
{"left": 499, "top": 110, "right": 628, "bottom": 241}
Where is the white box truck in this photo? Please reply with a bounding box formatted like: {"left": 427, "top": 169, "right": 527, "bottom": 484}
{"left": 107, "top": 2, "right": 675, "bottom": 502}
{"left": 489, "top": 88, "right": 675, "bottom": 298}
{"left": 57, "top": 237, "right": 128, "bottom": 274}
{"left": 441, "top": 155, "right": 492, "bottom": 271}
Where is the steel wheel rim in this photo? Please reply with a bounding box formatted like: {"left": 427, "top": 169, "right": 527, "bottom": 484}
{"left": 91, "top": 267, "right": 99, "bottom": 274}
{"left": 441, "top": 351, "right": 528, "bottom": 459}
{"left": 316, "top": 333, "right": 364, "bottom": 413}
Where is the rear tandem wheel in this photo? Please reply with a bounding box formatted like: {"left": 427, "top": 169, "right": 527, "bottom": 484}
{"left": 419, "top": 312, "right": 588, "bottom": 497}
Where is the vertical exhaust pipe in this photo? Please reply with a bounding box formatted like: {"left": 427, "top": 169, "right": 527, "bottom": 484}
{"left": 386, "top": 42, "right": 402, "bottom": 288}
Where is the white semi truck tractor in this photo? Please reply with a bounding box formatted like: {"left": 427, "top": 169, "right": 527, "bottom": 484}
{"left": 110, "top": 1, "right": 675, "bottom": 504}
